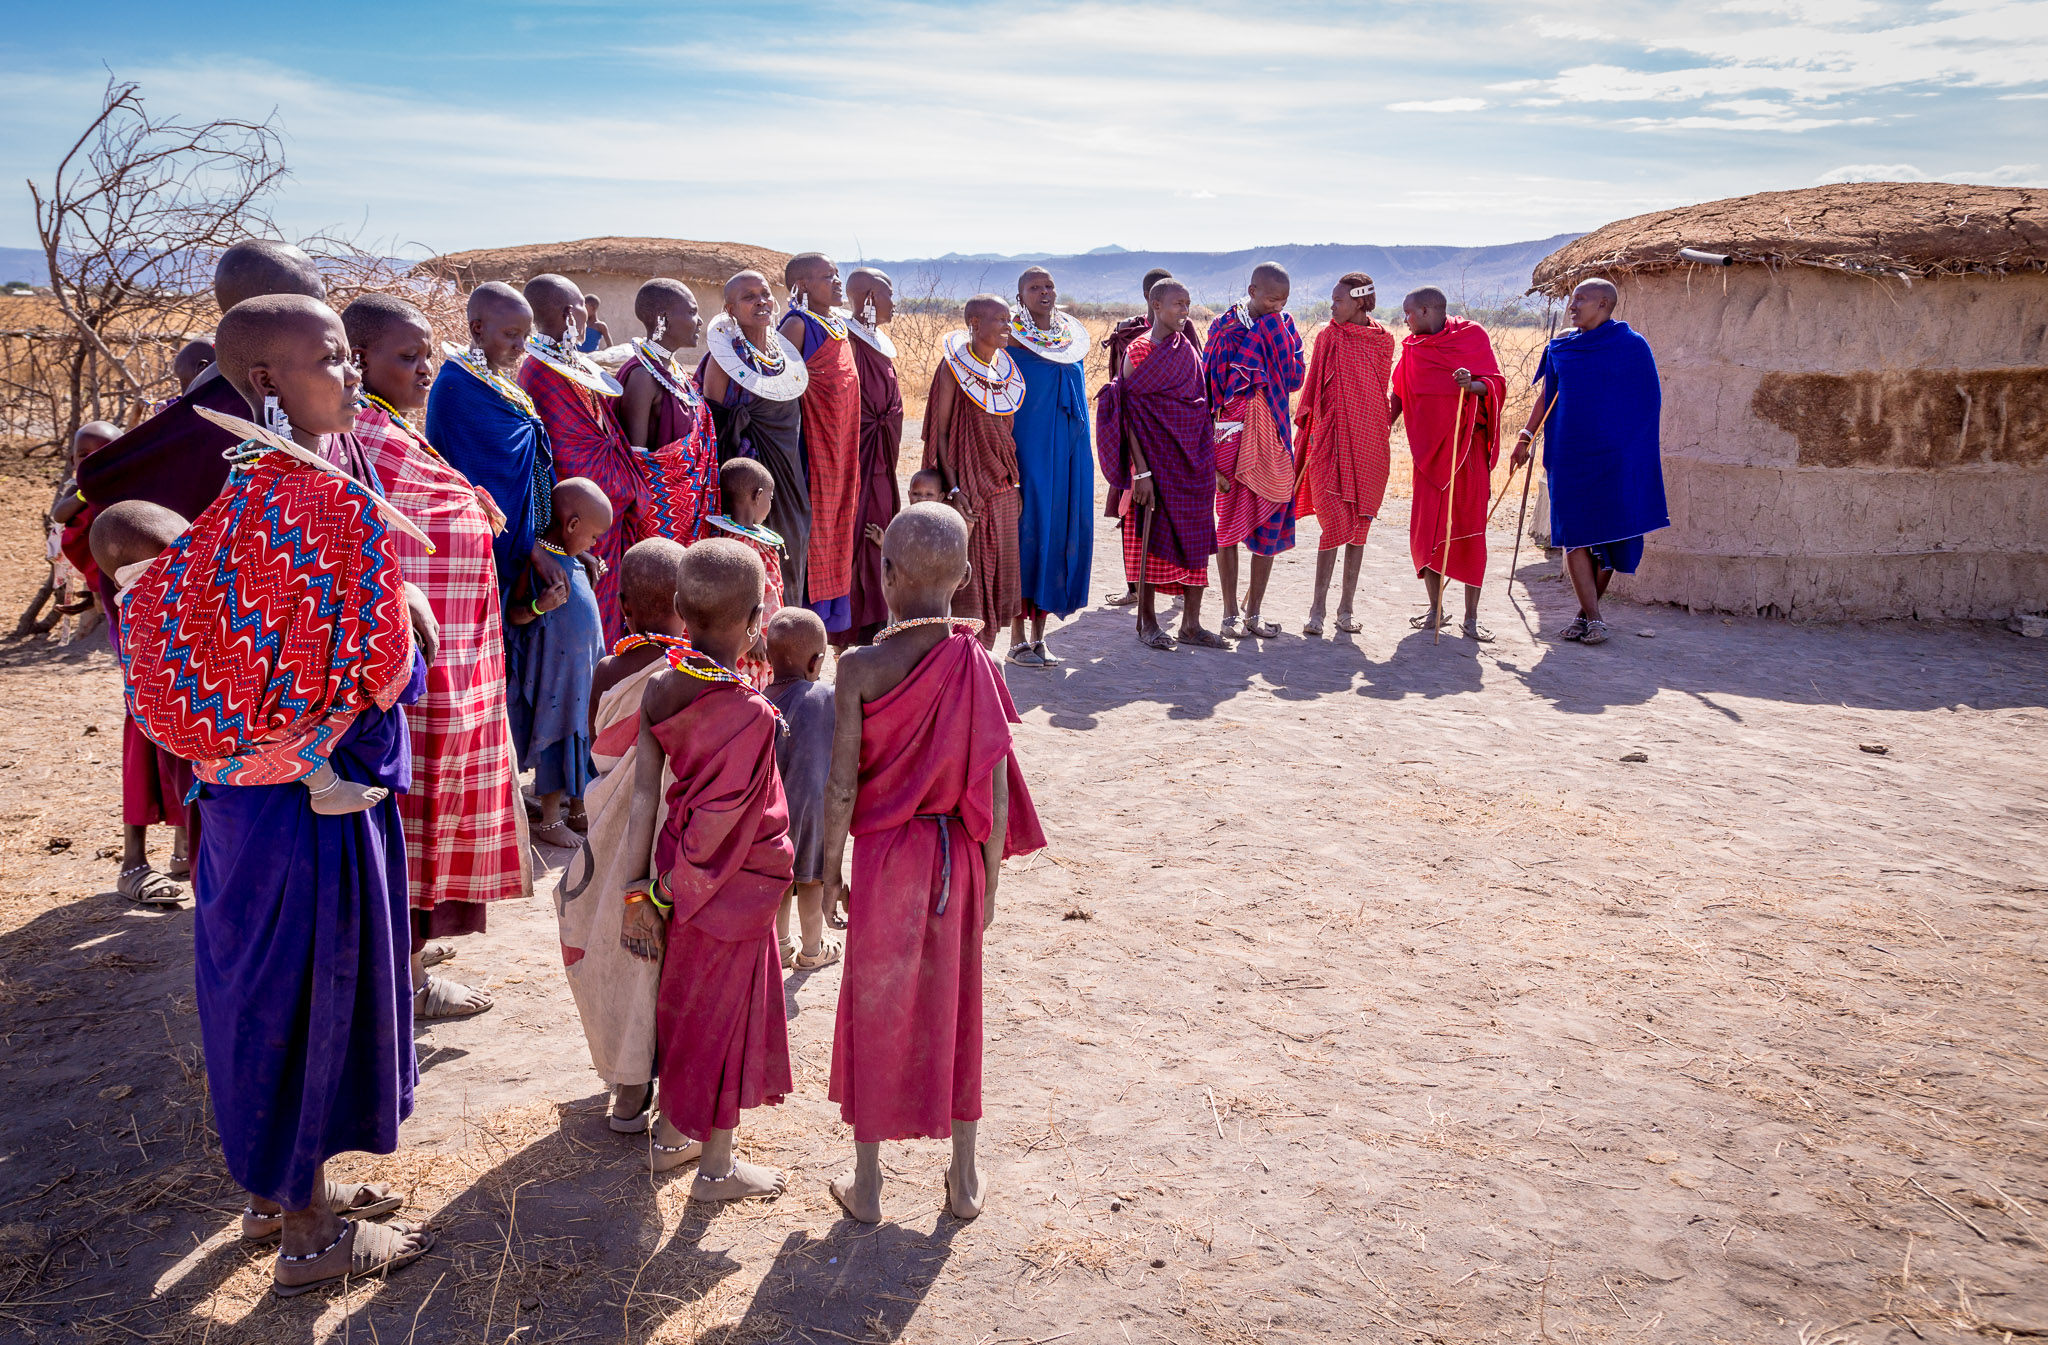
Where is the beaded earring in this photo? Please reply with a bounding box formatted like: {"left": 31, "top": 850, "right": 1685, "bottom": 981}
{"left": 263, "top": 395, "right": 292, "bottom": 440}
{"left": 860, "top": 297, "right": 877, "bottom": 325}
{"left": 652, "top": 314, "right": 667, "bottom": 343}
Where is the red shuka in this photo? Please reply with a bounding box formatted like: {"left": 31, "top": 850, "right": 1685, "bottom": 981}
{"left": 1392, "top": 318, "right": 1505, "bottom": 587}
{"left": 799, "top": 322, "right": 862, "bottom": 606}
{"left": 1295, "top": 320, "right": 1396, "bottom": 550}
{"left": 650, "top": 682, "right": 797, "bottom": 1141}
{"left": 828, "top": 633, "right": 1046, "bottom": 1143}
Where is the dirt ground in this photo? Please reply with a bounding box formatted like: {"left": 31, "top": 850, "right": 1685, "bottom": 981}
{"left": 1, "top": 453, "right": 2044, "bottom": 1345}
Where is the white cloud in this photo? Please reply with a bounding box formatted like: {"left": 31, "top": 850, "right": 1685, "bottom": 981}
{"left": 1816, "top": 161, "right": 2045, "bottom": 184}
{"left": 1388, "top": 97, "right": 1487, "bottom": 113}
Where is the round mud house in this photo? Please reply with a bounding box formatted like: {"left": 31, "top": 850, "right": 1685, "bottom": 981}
{"left": 1530, "top": 183, "right": 2047, "bottom": 621}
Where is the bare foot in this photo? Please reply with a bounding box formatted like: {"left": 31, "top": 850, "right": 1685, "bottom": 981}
{"left": 650, "top": 1137, "right": 702, "bottom": 1173}
{"left": 829, "top": 1170, "right": 882, "bottom": 1224}
{"left": 307, "top": 773, "right": 390, "bottom": 816}
{"left": 691, "top": 1159, "right": 786, "bottom": 1202}
{"left": 945, "top": 1163, "right": 986, "bottom": 1220}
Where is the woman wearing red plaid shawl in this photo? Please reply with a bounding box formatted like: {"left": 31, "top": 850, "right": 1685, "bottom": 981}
{"left": 615, "top": 280, "right": 720, "bottom": 544}
{"left": 1295, "top": 273, "right": 1396, "bottom": 637}
{"left": 780, "top": 254, "right": 862, "bottom": 634}
{"left": 518, "top": 273, "right": 646, "bottom": 641}
{"left": 347, "top": 294, "right": 527, "bottom": 1020}
{"left": 1202, "top": 263, "right": 1306, "bottom": 640}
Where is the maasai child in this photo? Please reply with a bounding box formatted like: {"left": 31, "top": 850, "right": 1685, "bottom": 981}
{"left": 1294, "top": 272, "right": 1396, "bottom": 637}
{"left": 1512, "top": 278, "right": 1667, "bottom": 646}
{"left": 617, "top": 538, "right": 794, "bottom": 1197}
{"left": 348, "top": 292, "right": 524, "bottom": 1020}
{"left": 820, "top": 503, "right": 1046, "bottom": 1223}
{"left": 1204, "top": 262, "right": 1306, "bottom": 640}
{"left": 780, "top": 253, "right": 861, "bottom": 634}
{"left": 81, "top": 241, "right": 327, "bottom": 528}
{"left": 700, "top": 270, "right": 812, "bottom": 603}
{"left": 120, "top": 293, "right": 432, "bottom": 1293}
{"left": 699, "top": 457, "right": 785, "bottom": 688}
{"left": 520, "top": 272, "right": 644, "bottom": 641}
{"left": 1390, "top": 286, "right": 1505, "bottom": 641}
{"left": 1095, "top": 280, "right": 1224, "bottom": 652}
{"left": 907, "top": 468, "right": 949, "bottom": 510}
{"left": 1005, "top": 267, "right": 1094, "bottom": 667}
{"left": 616, "top": 279, "right": 720, "bottom": 544}
{"left": 428, "top": 283, "right": 560, "bottom": 624}
{"left": 51, "top": 420, "right": 116, "bottom": 645}
{"left": 579, "top": 292, "right": 611, "bottom": 352}
{"left": 765, "top": 607, "right": 839, "bottom": 971}
{"left": 923, "top": 295, "right": 1025, "bottom": 650}
{"left": 843, "top": 268, "right": 903, "bottom": 645}
{"left": 562, "top": 537, "right": 690, "bottom": 1136}
{"left": 508, "top": 477, "right": 612, "bottom": 849}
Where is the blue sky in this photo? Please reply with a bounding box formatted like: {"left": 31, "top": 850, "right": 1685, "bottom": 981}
{"left": 4, "top": 0, "right": 2043, "bottom": 260}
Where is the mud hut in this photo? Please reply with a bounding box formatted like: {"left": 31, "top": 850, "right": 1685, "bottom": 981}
{"left": 1529, "top": 183, "right": 2048, "bottom": 621}
{"left": 421, "top": 237, "right": 792, "bottom": 361}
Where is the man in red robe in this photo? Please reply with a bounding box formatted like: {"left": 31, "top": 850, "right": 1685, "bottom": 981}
{"left": 616, "top": 539, "right": 793, "bottom": 1201}
{"left": 780, "top": 253, "right": 861, "bottom": 632}
{"left": 615, "top": 279, "right": 720, "bottom": 544}
{"left": 518, "top": 272, "right": 648, "bottom": 640}
{"left": 843, "top": 268, "right": 903, "bottom": 644}
{"left": 1390, "top": 286, "right": 1505, "bottom": 641}
{"left": 820, "top": 503, "right": 1046, "bottom": 1223}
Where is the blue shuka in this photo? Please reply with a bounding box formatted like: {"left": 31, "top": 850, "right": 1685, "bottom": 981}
{"left": 507, "top": 555, "right": 603, "bottom": 799}
{"left": 425, "top": 359, "right": 555, "bottom": 608}
{"left": 191, "top": 652, "right": 426, "bottom": 1207}
{"left": 1535, "top": 319, "right": 1668, "bottom": 571}
{"left": 1008, "top": 343, "right": 1095, "bottom": 618}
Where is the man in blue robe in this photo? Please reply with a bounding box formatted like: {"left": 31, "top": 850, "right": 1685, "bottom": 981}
{"left": 1513, "top": 279, "right": 1668, "bottom": 645}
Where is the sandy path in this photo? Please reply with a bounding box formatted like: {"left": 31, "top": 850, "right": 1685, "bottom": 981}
{"left": 0, "top": 465, "right": 2043, "bottom": 1345}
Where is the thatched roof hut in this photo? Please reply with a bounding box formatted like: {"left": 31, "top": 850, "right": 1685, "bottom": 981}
{"left": 420, "top": 237, "right": 793, "bottom": 359}
{"left": 1529, "top": 183, "right": 2048, "bottom": 621}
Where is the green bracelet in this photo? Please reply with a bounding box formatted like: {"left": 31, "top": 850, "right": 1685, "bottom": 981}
{"left": 530, "top": 597, "right": 544, "bottom": 615}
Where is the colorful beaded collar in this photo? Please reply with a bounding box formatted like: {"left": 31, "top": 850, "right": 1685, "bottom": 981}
{"left": 941, "top": 331, "right": 1026, "bottom": 416}
{"left": 1007, "top": 306, "right": 1091, "bottom": 365}
{"left": 705, "top": 315, "right": 809, "bottom": 403}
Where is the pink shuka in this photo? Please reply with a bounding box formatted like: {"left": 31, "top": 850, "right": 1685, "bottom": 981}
{"left": 650, "top": 682, "right": 796, "bottom": 1141}
{"left": 828, "top": 632, "right": 1046, "bottom": 1143}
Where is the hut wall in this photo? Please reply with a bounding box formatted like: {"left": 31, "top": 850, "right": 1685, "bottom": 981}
{"left": 546, "top": 271, "right": 790, "bottom": 362}
{"left": 1608, "top": 268, "right": 2048, "bottom": 620}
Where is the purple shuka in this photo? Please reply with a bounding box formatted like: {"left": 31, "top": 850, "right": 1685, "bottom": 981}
{"left": 1094, "top": 332, "right": 1218, "bottom": 572}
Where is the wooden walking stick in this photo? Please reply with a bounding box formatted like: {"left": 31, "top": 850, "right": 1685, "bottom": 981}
{"left": 1507, "top": 308, "right": 1561, "bottom": 593}
{"left": 1434, "top": 384, "right": 1470, "bottom": 646}
{"left": 1136, "top": 489, "right": 1158, "bottom": 640}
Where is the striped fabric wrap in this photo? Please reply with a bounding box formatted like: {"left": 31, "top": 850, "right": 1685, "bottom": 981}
{"left": 119, "top": 448, "right": 413, "bottom": 787}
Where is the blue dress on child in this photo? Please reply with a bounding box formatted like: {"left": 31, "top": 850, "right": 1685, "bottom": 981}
{"left": 507, "top": 557, "right": 603, "bottom": 798}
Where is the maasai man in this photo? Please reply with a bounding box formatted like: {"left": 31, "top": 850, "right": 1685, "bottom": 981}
{"left": 1095, "top": 280, "right": 1224, "bottom": 651}
{"left": 1511, "top": 278, "right": 1667, "bottom": 646}
{"left": 1294, "top": 272, "right": 1396, "bottom": 637}
{"left": 78, "top": 240, "right": 330, "bottom": 907}
{"left": 1004, "top": 266, "right": 1093, "bottom": 666}
{"left": 616, "top": 279, "right": 720, "bottom": 544}
{"left": 842, "top": 267, "right": 903, "bottom": 645}
{"left": 1204, "top": 262, "right": 1305, "bottom": 640}
{"left": 1103, "top": 268, "right": 1180, "bottom": 607}
{"left": 780, "top": 254, "right": 860, "bottom": 632}
{"left": 923, "top": 295, "right": 1026, "bottom": 650}
{"left": 1390, "top": 286, "right": 1505, "bottom": 641}
{"left": 618, "top": 539, "right": 794, "bottom": 1199}
{"left": 518, "top": 272, "right": 642, "bottom": 640}
{"left": 562, "top": 537, "right": 690, "bottom": 1136}
{"left": 347, "top": 293, "right": 524, "bottom": 1020}
{"left": 700, "top": 270, "right": 812, "bottom": 602}
{"left": 137, "top": 294, "right": 434, "bottom": 1292}
{"left": 820, "top": 503, "right": 1046, "bottom": 1223}
{"left": 426, "top": 282, "right": 563, "bottom": 623}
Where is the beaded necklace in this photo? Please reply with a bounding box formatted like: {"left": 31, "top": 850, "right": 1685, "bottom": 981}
{"left": 663, "top": 645, "right": 784, "bottom": 724}
{"left": 730, "top": 323, "right": 786, "bottom": 375}
{"left": 941, "top": 332, "right": 1025, "bottom": 415}
{"left": 792, "top": 303, "right": 848, "bottom": 341}
{"left": 873, "top": 615, "right": 983, "bottom": 642}
{"left": 1006, "top": 306, "right": 1089, "bottom": 363}
{"left": 446, "top": 345, "right": 538, "bottom": 416}
{"left": 361, "top": 394, "right": 439, "bottom": 457}
{"left": 541, "top": 538, "right": 608, "bottom": 577}
{"left": 612, "top": 631, "right": 693, "bottom": 657}
{"left": 629, "top": 339, "right": 703, "bottom": 409}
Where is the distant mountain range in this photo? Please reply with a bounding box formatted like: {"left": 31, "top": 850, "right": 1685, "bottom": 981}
{"left": 1, "top": 247, "right": 47, "bottom": 285}
{"left": 852, "top": 236, "right": 1583, "bottom": 308}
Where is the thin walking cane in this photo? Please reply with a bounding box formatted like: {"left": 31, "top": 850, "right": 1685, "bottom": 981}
{"left": 1136, "top": 489, "right": 1158, "bottom": 643}
{"left": 1434, "top": 385, "right": 1470, "bottom": 646}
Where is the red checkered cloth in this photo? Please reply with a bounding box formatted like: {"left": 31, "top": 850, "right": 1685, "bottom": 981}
{"left": 1294, "top": 320, "right": 1395, "bottom": 549}
{"left": 356, "top": 402, "right": 528, "bottom": 909}
{"left": 923, "top": 368, "right": 1023, "bottom": 637}
{"left": 793, "top": 312, "right": 862, "bottom": 603}
{"left": 518, "top": 357, "right": 649, "bottom": 640}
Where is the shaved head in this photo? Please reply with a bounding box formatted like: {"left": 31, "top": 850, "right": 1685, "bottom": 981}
{"left": 91, "top": 499, "right": 189, "bottom": 577}
{"left": 963, "top": 293, "right": 1007, "bottom": 324}
{"left": 1017, "top": 264, "right": 1052, "bottom": 288}
{"left": 1573, "top": 278, "right": 1618, "bottom": 306}
{"left": 764, "top": 606, "right": 827, "bottom": 675}
{"left": 172, "top": 340, "right": 215, "bottom": 390}
{"left": 214, "top": 239, "right": 326, "bottom": 313}
{"left": 676, "top": 537, "right": 765, "bottom": 633}
{"left": 551, "top": 475, "right": 614, "bottom": 530}
{"left": 783, "top": 252, "right": 831, "bottom": 288}
{"left": 724, "top": 270, "right": 770, "bottom": 304}
{"left": 523, "top": 273, "right": 583, "bottom": 315}
{"left": 634, "top": 278, "right": 696, "bottom": 328}
{"left": 1250, "top": 262, "right": 1289, "bottom": 288}
{"left": 1141, "top": 267, "right": 1173, "bottom": 298}
{"left": 1149, "top": 279, "right": 1189, "bottom": 304}
{"left": 846, "top": 267, "right": 892, "bottom": 300}
{"left": 1404, "top": 286, "right": 1447, "bottom": 314}
{"left": 216, "top": 294, "right": 345, "bottom": 406}
{"left": 74, "top": 420, "right": 122, "bottom": 451}
{"left": 882, "top": 501, "right": 970, "bottom": 590}
{"left": 618, "top": 536, "right": 685, "bottom": 625}
{"left": 341, "top": 292, "right": 429, "bottom": 351}
{"left": 467, "top": 281, "right": 530, "bottom": 322}
{"left": 719, "top": 456, "right": 773, "bottom": 500}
